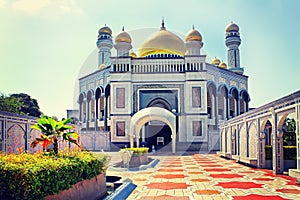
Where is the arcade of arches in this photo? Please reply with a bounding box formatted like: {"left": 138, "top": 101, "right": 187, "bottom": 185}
{"left": 219, "top": 90, "right": 300, "bottom": 177}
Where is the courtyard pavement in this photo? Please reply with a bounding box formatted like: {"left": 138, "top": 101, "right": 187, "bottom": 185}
{"left": 106, "top": 152, "right": 300, "bottom": 200}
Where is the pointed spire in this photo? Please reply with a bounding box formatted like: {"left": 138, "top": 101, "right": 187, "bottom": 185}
{"left": 161, "top": 16, "right": 166, "bottom": 30}
{"left": 192, "top": 24, "right": 195, "bottom": 30}
{"left": 122, "top": 26, "right": 124, "bottom": 31}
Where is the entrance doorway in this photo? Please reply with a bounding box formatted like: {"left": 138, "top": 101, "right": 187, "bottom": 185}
{"left": 129, "top": 107, "right": 176, "bottom": 153}
{"left": 141, "top": 121, "right": 172, "bottom": 151}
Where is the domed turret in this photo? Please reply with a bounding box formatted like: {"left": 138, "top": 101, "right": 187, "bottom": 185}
{"left": 139, "top": 19, "right": 185, "bottom": 58}
{"left": 219, "top": 61, "right": 227, "bottom": 69}
{"left": 211, "top": 57, "right": 221, "bottom": 65}
{"left": 185, "top": 26, "right": 202, "bottom": 42}
{"left": 225, "top": 21, "right": 243, "bottom": 74}
{"left": 96, "top": 25, "right": 113, "bottom": 67}
{"left": 185, "top": 25, "right": 203, "bottom": 56}
{"left": 114, "top": 27, "right": 132, "bottom": 57}
{"left": 98, "top": 26, "right": 112, "bottom": 35}
{"left": 225, "top": 22, "right": 239, "bottom": 32}
{"left": 115, "top": 27, "right": 132, "bottom": 43}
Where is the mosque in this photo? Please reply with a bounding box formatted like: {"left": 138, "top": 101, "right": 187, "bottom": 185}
{"left": 77, "top": 20, "right": 250, "bottom": 152}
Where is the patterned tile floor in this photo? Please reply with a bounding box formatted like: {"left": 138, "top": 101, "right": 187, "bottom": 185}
{"left": 106, "top": 153, "right": 300, "bottom": 200}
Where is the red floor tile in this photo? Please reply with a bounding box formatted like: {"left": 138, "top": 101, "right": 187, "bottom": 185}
{"left": 215, "top": 181, "right": 263, "bottom": 189}
{"left": 194, "top": 189, "right": 222, "bottom": 195}
{"left": 210, "top": 173, "right": 244, "bottom": 178}
{"left": 252, "top": 177, "right": 274, "bottom": 181}
{"left": 190, "top": 178, "right": 211, "bottom": 182}
{"left": 157, "top": 168, "right": 184, "bottom": 172}
{"left": 187, "top": 171, "right": 203, "bottom": 174}
{"left": 145, "top": 182, "right": 191, "bottom": 190}
{"left": 233, "top": 194, "right": 291, "bottom": 200}
{"left": 204, "top": 168, "right": 232, "bottom": 172}
{"left": 276, "top": 188, "right": 300, "bottom": 194}
{"left": 153, "top": 174, "right": 185, "bottom": 179}
{"left": 139, "top": 195, "right": 189, "bottom": 200}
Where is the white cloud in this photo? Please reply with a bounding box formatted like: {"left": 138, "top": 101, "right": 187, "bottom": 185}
{"left": 0, "top": 0, "right": 7, "bottom": 8}
{"left": 12, "top": 0, "right": 50, "bottom": 15}
{"left": 10, "top": 0, "right": 83, "bottom": 17}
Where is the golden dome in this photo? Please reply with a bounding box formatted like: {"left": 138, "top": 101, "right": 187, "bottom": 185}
{"left": 185, "top": 27, "right": 202, "bottom": 42}
{"left": 139, "top": 28, "right": 185, "bottom": 57}
{"left": 99, "top": 63, "right": 107, "bottom": 70}
{"left": 225, "top": 22, "right": 239, "bottom": 32}
{"left": 211, "top": 57, "right": 221, "bottom": 65}
{"left": 115, "top": 27, "right": 132, "bottom": 43}
{"left": 219, "top": 61, "right": 227, "bottom": 69}
{"left": 98, "top": 26, "right": 112, "bottom": 35}
{"left": 129, "top": 50, "right": 137, "bottom": 58}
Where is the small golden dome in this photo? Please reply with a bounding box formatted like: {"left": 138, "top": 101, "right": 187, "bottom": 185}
{"left": 98, "top": 26, "right": 112, "bottom": 35}
{"left": 219, "top": 61, "right": 227, "bottom": 69}
{"left": 115, "top": 31, "right": 132, "bottom": 43}
{"left": 225, "top": 22, "right": 239, "bottom": 32}
{"left": 129, "top": 50, "right": 137, "bottom": 58}
{"left": 211, "top": 57, "right": 221, "bottom": 65}
{"left": 99, "top": 63, "right": 107, "bottom": 70}
{"left": 185, "top": 27, "right": 202, "bottom": 42}
{"left": 139, "top": 28, "right": 185, "bottom": 57}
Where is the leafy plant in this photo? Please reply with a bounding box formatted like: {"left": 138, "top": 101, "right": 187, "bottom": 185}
{"left": 123, "top": 147, "right": 149, "bottom": 155}
{"left": 0, "top": 151, "right": 108, "bottom": 200}
{"left": 31, "top": 116, "right": 83, "bottom": 154}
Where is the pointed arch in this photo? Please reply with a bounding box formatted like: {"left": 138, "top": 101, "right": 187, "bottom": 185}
{"left": 7, "top": 124, "right": 26, "bottom": 153}
{"left": 218, "top": 84, "right": 229, "bottom": 120}
{"left": 229, "top": 87, "right": 239, "bottom": 118}
{"left": 240, "top": 90, "right": 250, "bottom": 114}
{"left": 207, "top": 81, "right": 217, "bottom": 119}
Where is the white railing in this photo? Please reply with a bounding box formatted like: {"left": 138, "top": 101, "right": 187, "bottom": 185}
{"left": 112, "top": 58, "right": 204, "bottom": 73}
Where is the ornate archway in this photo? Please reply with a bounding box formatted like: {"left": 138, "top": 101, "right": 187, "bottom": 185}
{"left": 129, "top": 107, "right": 176, "bottom": 153}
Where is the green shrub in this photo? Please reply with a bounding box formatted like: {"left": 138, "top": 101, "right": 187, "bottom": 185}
{"left": 123, "top": 147, "right": 149, "bottom": 155}
{"left": 0, "top": 151, "right": 108, "bottom": 200}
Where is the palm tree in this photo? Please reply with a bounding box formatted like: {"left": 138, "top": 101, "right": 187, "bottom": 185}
{"left": 31, "top": 116, "right": 82, "bottom": 154}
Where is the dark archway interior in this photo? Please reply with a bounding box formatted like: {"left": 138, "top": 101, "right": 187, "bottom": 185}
{"left": 140, "top": 121, "right": 172, "bottom": 151}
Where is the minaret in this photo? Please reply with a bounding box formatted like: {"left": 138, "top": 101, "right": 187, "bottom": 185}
{"left": 96, "top": 25, "right": 113, "bottom": 67}
{"left": 114, "top": 26, "right": 132, "bottom": 57}
{"left": 185, "top": 25, "right": 203, "bottom": 56}
{"left": 225, "top": 22, "right": 243, "bottom": 74}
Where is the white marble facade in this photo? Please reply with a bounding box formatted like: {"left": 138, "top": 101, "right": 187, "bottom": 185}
{"left": 78, "top": 20, "right": 250, "bottom": 151}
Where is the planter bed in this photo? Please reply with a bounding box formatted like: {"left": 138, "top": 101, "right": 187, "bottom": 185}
{"left": 0, "top": 151, "right": 108, "bottom": 200}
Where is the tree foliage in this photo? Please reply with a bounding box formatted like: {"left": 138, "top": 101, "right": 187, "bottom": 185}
{"left": 11, "top": 93, "right": 42, "bottom": 117}
{"left": 0, "top": 93, "right": 24, "bottom": 114}
{"left": 0, "top": 93, "right": 42, "bottom": 117}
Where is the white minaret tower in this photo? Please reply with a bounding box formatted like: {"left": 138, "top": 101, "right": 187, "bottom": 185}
{"left": 114, "top": 27, "right": 132, "bottom": 57}
{"left": 96, "top": 25, "right": 113, "bottom": 67}
{"left": 225, "top": 22, "right": 244, "bottom": 74}
{"left": 185, "top": 25, "right": 203, "bottom": 56}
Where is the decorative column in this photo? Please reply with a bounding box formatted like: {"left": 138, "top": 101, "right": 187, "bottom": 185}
{"left": 236, "top": 124, "right": 240, "bottom": 155}
{"left": 244, "top": 117, "right": 249, "bottom": 158}
{"left": 271, "top": 107, "right": 284, "bottom": 174}
{"left": 237, "top": 96, "right": 241, "bottom": 116}
{"left": 94, "top": 96, "right": 98, "bottom": 131}
{"left": 104, "top": 97, "right": 107, "bottom": 131}
{"left": 227, "top": 95, "right": 230, "bottom": 119}
{"left": 296, "top": 103, "right": 300, "bottom": 170}
{"left": 257, "top": 118, "right": 266, "bottom": 168}
{"left": 230, "top": 125, "right": 235, "bottom": 155}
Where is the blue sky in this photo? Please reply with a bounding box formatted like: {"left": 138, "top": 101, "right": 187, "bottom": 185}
{"left": 0, "top": 0, "right": 300, "bottom": 119}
